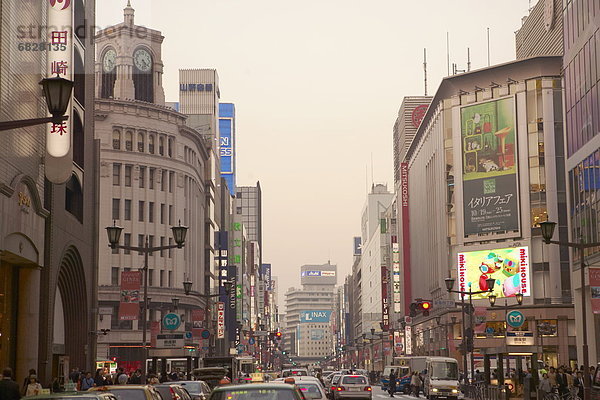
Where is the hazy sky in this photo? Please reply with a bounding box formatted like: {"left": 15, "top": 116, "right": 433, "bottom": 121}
{"left": 97, "top": 0, "right": 533, "bottom": 304}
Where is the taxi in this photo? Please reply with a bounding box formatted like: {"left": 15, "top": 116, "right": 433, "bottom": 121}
{"left": 22, "top": 392, "right": 118, "bottom": 400}
{"left": 207, "top": 382, "right": 305, "bottom": 400}
{"left": 89, "top": 384, "right": 162, "bottom": 400}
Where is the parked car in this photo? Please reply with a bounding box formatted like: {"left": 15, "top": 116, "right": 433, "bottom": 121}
{"left": 332, "top": 375, "right": 372, "bottom": 400}
{"left": 177, "top": 381, "right": 211, "bottom": 400}
{"left": 154, "top": 384, "right": 191, "bottom": 400}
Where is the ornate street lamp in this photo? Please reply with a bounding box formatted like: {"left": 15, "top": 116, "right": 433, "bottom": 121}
{"left": 539, "top": 221, "right": 557, "bottom": 244}
{"left": 0, "top": 75, "right": 74, "bottom": 131}
{"left": 171, "top": 221, "right": 188, "bottom": 248}
{"left": 183, "top": 278, "right": 193, "bottom": 296}
{"left": 106, "top": 221, "right": 123, "bottom": 248}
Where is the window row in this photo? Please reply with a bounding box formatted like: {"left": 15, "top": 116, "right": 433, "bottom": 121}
{"left": 111, "top": 266, "right": 174, "bottom": 287}
{"left": 112, "top": 129, "right": 174, "bottom": 157}
{"left": 112, "top": 199, "right": 173, "bottom": 225}
{"left": 112, "top": 164, "right": 176, "bottom": 192}
{"left": 110, "top": 232, "right": 175, "bottom": 258}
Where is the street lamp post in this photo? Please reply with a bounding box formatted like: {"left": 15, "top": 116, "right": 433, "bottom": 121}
{"left": 445, "top": 276, "right": 496, "bottom": 384}
{"left": 0, "top": 75, "right": 73, "bottom": 131}
{"left": 539, "top": 220, "right": 599, "bottom": 399}
{"left": 106, "top": 220, "right": 188, "bottom": 380}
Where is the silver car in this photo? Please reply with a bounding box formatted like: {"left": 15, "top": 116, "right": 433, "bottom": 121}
{"left": 332, "top": 375, "right": 372, "bottom": 400}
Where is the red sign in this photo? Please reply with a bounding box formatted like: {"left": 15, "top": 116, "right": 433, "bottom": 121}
{"left": 150, "top": 321, "right": 160, "bottom": 348}
{"left": 118, "top": 271, "right": 141, "bottom": 320}
{"left": 192, "top": 309, "right": 205, "bottom": 338}
{"left": 589, "top": 268, "right": 600, "bottom": 313}
{"left": 411, "top": 104, "right": 429, "bottom": 128}
{"left": 401, "top": 163, "right": 412, "bottom": 315}
{"left": 217, "top": 302, "right": 225, "bottom": 339}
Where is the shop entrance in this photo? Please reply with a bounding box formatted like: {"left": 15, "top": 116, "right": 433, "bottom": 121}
{"left": 0, "top": 261, "right": 18, "bottom": 371}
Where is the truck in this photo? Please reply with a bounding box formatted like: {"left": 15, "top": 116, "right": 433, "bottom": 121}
{"left": 394, "top": 356, "right": 460, "bottom": 399}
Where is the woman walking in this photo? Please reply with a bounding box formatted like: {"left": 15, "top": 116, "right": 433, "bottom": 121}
{"left": 538, "top": 373, "right": 551, "bottom": 399}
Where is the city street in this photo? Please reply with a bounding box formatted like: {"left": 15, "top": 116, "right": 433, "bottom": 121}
{"left": 371, "top": 385, "right": 418, "bottom": 399}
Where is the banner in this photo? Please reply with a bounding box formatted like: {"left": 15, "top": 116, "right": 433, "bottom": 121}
{"left": 150, "top": 321, "right": 160, "bottom": 348}
{"left": 217, "top": 302, "right": 225, "bottom": 339}
{"left": 192, "top": 309, "right": 205, "bottom": 338}
{"left": 118, "top": 271, "right": 141, "bottom": 320}
{"left": 401, "top": 163, "right": 412, "bottom": 315}
{"left": 589, "top": 268, "right": 600, "bottom": 313}
{"left": 461, "top": 97, "right": 519, "bottom": 235}
{"left": 381, "top": 266, "right": 390, "bottom": 330}
{"left": 457, "top": 246, "right": 530, "bottom": 300}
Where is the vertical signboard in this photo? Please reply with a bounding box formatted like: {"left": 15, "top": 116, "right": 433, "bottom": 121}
{"left": 461, "top": 97, "right": 519, "bottom": 235}
{"left": 381, "top": 266, "right": 390, "bottom": 330}
{"left": 45, "top": 0, "right": 74, "bottom": 184}
{"left": 590, "top": 268, "right": 600, "bottom": 313}
{"left": 218, "top": 103, "right": 236, "bottom": 195}
{"left": 217, "top": 302, "right": 225, "bottom": 339}
{"left": 392, "top": 239, "right": 401, "bottom": 313}
{"left": 400, "top": 163, "right": 411, "bottom": 314}
{"left": 405, "top": 325, "right": 412, "bottom": 355}
{"left": 353, "top": 237, "right": 362, "bottom": 256}
{"left": 227, "top": 265, "right": 237, "bottom": 342}
{"left": 118, "top": 271, "right": 141, "bottom": 320}
{"left": 150, "top": 321, "right": 160, "bottom": 348}
{"left": 192, "top": 309, "right": 204, "bottom": 339}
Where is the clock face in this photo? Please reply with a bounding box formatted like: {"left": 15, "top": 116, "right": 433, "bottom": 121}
{"left": 103, "top": 49, "right": 116, "bottom": 73}
{"left": 134, "top": 49, "right": 152, "bottom": 72}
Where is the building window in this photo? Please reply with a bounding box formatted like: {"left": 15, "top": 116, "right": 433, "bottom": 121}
{"left": 65, "top": 175, "right": 83, "bottom": 222}
{"left": 169, "top": 171, "right": 174, "bottom": 193}
{"left": 149, "top": 134, "right": 155, "bottom": 154}
{"left": 161, "top": 170, "right": 167, "bottom": 191}
{"left": 149, "top": 235, "right": 154, "bottom": 249}
{"left": 112, "top": 199, "right": 120, "bottom": 220}
{"left": 160, "top": 270, "right": 164, "bottom": 287}
{"left": 139, "top": 201, "right": 145, "bottom": 221}
{"left": 148, "top": 269, "right": 154, "bottom": 286}
{"left": 168, "top": 138, "right": 173, "bottom": 157}
{"left": 112, "top": 129, "right": 121, "bottom": 149}
{"left": 149, "top": 202, "right": 154, "bottom": 222}
{"left": 168, "top": 238, "right": 173, "bottom": 258}
{"left": 161, "top": 204, "right": 165, "bottom": 224}
{"left": 125, "top": 131, "right": 133, "bottom": 151}
{"left": 149, "top": 168, "right": 155, "bottom": 189}
{"left": 125, "top": 165, "right": 132, "bottom": 187}
{"left": 123, "top": 233, "right": 131, "bottom": 254}
{"left": 138, "top": 234, "right": 144, "bottom": 255}
{"left": 138, "top": 133, "right": 145, "bottom": 152}
{"left": 159, "top": 136, "right": 164, "bottom": 156}
{"left": 124, "top": 200, "right": 131, "bottom": 220}
{"left": 160, "top": 237, "right": 165, "bottom": 257}
{"left": 169, "top": 205, "right": 173, "bottom": 225}
{"left": 139, "top": 166, "right": 146, "bottom": 188}
{"left": 111, "top": 267, "right": 119, "bottom": 285}
{"left": 113, "top": 164, "right": 121, "bottom": 185}
{"left": 168, "top": 271, "right": 172, "bottom": 287}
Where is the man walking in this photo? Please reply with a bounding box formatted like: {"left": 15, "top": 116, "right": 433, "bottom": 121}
{"left": 388, "top": 369, "right": 397, "bottom": 397}
{"left": 0, "top": 368, "right": 22, "bottom": 400}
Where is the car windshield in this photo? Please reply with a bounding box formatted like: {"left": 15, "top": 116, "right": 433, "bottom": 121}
{"left": 212, "top": 388, "right": 299, "bottom": 400}
{"left": 179, "top": 382, "right": 201, "bottom": 393}
{"left": 331, "top": 375, "right": 341, "bottom": 384}
{"left": 103, "top": 389, "right": 147, "bottom": 400}
{"left": 341, "top": 376, "right": 367, "bottom": 385}
{"left": 296, "top": 384, "right": 322, "bottom": 399}
{"left": 430, "top": 362, "right": 459, "bottom": 380}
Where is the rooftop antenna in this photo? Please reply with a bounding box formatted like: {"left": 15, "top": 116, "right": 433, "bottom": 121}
{"left": 446, "top": 32, "right": 450, "bottom": 76}
{"left": 467, "top": 48, "right": 471, "bottom": 72}
{"left": 487, "top": 28, "right": 491, "bottom": 66}
{"left": 423, "top": 48, "right": 428, "bottom": 96}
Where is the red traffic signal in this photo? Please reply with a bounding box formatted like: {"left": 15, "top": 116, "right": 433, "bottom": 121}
{"left": 419, "top": 301, "right": 432, "bottom": 316}
{"left": 275, "top": 331, "right": 282, "bottom": 339}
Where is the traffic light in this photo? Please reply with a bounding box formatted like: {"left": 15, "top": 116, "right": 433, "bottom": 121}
{"left": 419, "top": 301, "right": 432, "bottom": 316}
{"left": 464, "top": 328, "right": 474, "bottom": 352}
{"left": 275, "top": 331, "right": 282, "bottom": 340}
{"left": 409, "top": 302, "right": 418, "bottom": 317}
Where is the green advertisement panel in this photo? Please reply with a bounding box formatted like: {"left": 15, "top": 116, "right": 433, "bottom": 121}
{"left": 461, "top": 97, "right": 519, "bottom": 235}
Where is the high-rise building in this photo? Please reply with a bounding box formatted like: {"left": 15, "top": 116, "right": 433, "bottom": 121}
{"left": 237, "top": 184, "right": 263, "bottom": 248}
{"left": 515, "top": 0, "right": 563, "bottom": 60}
{"left": 0, "top": 0, "right": 97, "bottom": 384}
{"left": 284, "top": 263, "right": 337, "bottom": 360}
{"left": 562, "top": 0, "right": 600, "bottom": 366}
{"left": 95, "top": 4, "right": 213, "bottom": 365}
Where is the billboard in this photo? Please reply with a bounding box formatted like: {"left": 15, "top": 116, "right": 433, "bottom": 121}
{"left": 461, "top": 97, "right": 519, "bottom": 235}
{"left": 457, "top": 246, "right": 530, "bottom": 300}
{"left": 219, "top": 103, "right": 236, "bottom": 196}
{"left": 118, "top": 271, "right": 141, "bottom": 320}
{"left": 310, "top": 329, "right": 325, "bottom": 340}
{"left": 299, "top": 310, "right": 332, "bottom": 323}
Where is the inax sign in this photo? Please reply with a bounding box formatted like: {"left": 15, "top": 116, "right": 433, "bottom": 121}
{"left": 299, "top": 310, "right": 332, "bottom": 323}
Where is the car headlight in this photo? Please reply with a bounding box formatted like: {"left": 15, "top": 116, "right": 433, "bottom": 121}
{"left": 432, "top": 388, "right": 438, "bottom": 392}
{"left": 452, "top": 389, "right": 459, "bottom": 393}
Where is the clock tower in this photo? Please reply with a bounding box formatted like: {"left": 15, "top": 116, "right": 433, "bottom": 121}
{"left": 95, "top": 1, "right": 165, "bottom": 105}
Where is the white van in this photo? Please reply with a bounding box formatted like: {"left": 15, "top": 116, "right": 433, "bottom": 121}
{"left": 408, "top": 356, "right": 461, "bottom": 399}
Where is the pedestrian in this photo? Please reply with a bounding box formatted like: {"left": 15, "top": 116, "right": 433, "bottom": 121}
{"left": 94, "top": 369, "right": 106, "bottom": 387}
{"left": 523, "top": 369, "right": 532, "bottom": 400}
{"left": 80, "top": 372, "right": 95, "bottom": 390}
{"left": 538, "top": 373, "right": 551, "bottom": 400}
{"left": 117, "top": 372, "right": 129, "bottom": 385}
{"left": 129, "top": 369, "right": 142, "bottom": 384}
{"left": 21, "top": 369, "right": 36, "bottom": 396}
{"left": 388, "top": 368, "right": 397, "bottom": 398}
{"left": 148, "top": 374, "right": 159, "bottom": 385}
{"left": 69, "top": 368, "right": 81, "bottom": 385}
{"left": 557, "top": 367, "right": 568, "bottom": 397}
{"left": 410, "top": 372, "right": 421, "bottom": 398}
{"left": 0, "top": 368, "right": 22, "bottom": 400}
{"left": 548, "top": 366, "right": 557, "bottom": 389}
{"left": 574, "top": 371, "right": 584, "bottom": 399}
{"left": 25, "top": 375, "right": 42, "bottom": 396}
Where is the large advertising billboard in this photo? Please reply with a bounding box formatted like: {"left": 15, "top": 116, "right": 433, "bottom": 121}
{"left": 118, "top": 271, "right": 141, "bottom": 320}
{"left": 461, "top": 97, "right": 519, "bottom": 235}
{"left": 457, "top": 246, "right": 530, "bottom": 300}
{"left": 299, "top": 310, "right": 332, "bottom": 323}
